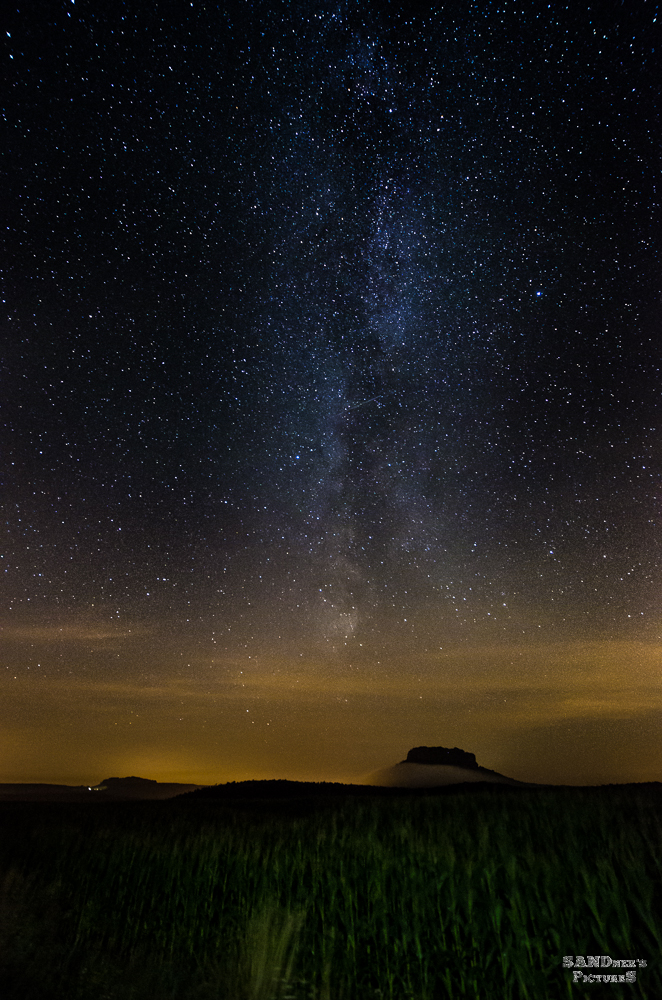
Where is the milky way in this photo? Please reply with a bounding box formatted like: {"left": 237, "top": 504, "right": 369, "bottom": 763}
{"left": 3, "top": 2, "right": 661, "bottom": 785}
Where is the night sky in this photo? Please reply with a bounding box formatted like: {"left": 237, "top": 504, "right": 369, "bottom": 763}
{"left": 3, "top": 0, "right": 661, "bottom": 787}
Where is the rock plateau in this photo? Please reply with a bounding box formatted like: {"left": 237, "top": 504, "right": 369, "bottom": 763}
{"left": 361, "top": 745, "right": 534, "bottom": 787}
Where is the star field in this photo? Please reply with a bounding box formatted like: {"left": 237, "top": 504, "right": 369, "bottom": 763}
{"left": 2, "top": 0, "right": 661, "bottom": 786}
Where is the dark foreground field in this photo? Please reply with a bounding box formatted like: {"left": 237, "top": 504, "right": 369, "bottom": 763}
{"left": 0, "top": 781, "right": 660, "bottom": 1000}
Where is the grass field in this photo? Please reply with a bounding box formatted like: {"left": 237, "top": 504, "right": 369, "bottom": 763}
{"left": 0, "top": 783, "right": 659, "bottom": 999}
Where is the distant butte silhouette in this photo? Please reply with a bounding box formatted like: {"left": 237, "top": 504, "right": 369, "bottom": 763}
{"left": 99, "top": 776, "right": 158, "bottom": 785}
{"left": 361, "top": 744, "right": 536, "bottom": 787}
{"left": 403, "top": 746, "right": 479, "bottom": 768}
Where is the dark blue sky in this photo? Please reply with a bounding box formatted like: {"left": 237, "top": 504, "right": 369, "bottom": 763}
{"left": 3, "top": 1, "right": 661, "bottom": 785}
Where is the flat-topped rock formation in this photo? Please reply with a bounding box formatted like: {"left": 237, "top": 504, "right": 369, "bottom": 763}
{"left": 403, "top": 746, "right": 479, "bottom": 768}
{"left": 0, "top": 777, "right": 208, "bottom": 802}
{"left": 361, "top": 745, "right": 537, "bottom": 788}
{"left": 89, "top": 777, "right": 208, "bottom": 799}
{"left": 93, "top": 776, "right": 158, "bottom": 790}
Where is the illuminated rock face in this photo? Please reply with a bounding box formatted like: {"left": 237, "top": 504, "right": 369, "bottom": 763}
{"left": 404, "top": 746, "right": 479, "bottom": 768}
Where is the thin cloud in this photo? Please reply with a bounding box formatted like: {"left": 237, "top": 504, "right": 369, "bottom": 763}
{"left": 2, "top": 622, "right": 150, "bottom": 645}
